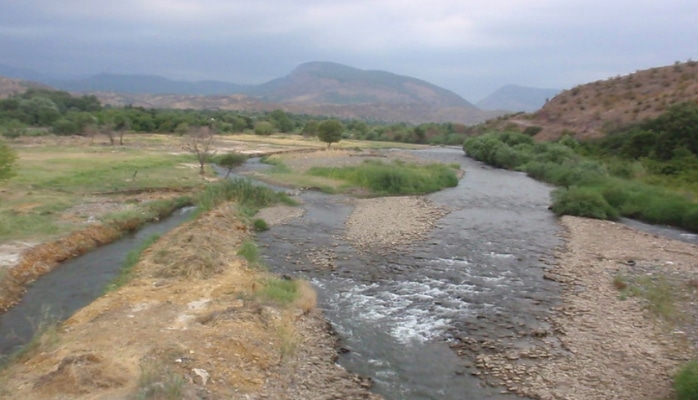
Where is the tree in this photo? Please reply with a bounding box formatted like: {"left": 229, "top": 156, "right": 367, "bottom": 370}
{"left": 302, "top": 120, "right": 319, "bottom": 137}
{"left": 317, "top": 120, "right": 344, "bottom": 149}
{"left": 215, "top": 152, "right": 247, "bottom": 178}
{"left": 254, "top": 121, "right": 275, "bottom": 136}
{"left": 0, "top": 140, "right": 17, "bottom": 182}
{"left": 184, "top": 126, "right": 216, "bottom": 176}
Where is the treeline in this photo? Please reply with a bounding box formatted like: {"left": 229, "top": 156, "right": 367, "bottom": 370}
{"left": 463, "top": 102, "right": 698, "bottom": 232}
{"left": 0, "top": 88, "right": 472, "bottom": 145}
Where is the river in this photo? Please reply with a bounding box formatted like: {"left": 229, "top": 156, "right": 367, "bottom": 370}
{"left": 254, "top": 147, "right": 562, "bottom": 399}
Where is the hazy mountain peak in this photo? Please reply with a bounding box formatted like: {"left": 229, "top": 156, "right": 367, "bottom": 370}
{"left": 477, "top": 84, "right": 560, "bottom": 113}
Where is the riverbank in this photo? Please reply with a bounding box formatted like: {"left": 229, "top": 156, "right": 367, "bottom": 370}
{"left": 464, "top": 215, "right": 698, "bottom": 399}
{"left": 0, "top": 203, "right": 381, "bottom": 399}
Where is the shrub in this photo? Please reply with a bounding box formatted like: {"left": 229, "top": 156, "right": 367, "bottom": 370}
{"left": 253, "top": 218, "right": 269, "bottom": 232}
{"left": 258, "top": 277, "right": 298, "bottom": 305}
{"left": 308, "top": 160, "right": 458, "bottom": 195}
{"left": 195, "top": 179, "right": 279, "bottom": 213}
{"left": 675, "top": 360, "right": 698, "bottom": 400}
{"left": 0, "top": 140, "right": 17, "bottom": 181}
{"left": 550, "top": 187, "right": 619, "bottom": 220}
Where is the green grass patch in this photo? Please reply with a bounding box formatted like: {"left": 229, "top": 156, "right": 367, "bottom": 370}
{"left": 257, "top": 277, "right": 298, "bottom": 305}
{"left": 237, "top": 239, "right": 261, "bottom": 266}
{"left": 253, "top": 218, "right": 270, "bottom": 232}
{"left": 105, "top": 234, "right": 161, "bottom": 292}
{"left": 675, "top": 360, "right": 698, "bottom": 400}
{"left": 308, "top": 160, "right": 458, "bottom": 195}
{"left": 195, "top": 178, "right": 282, "bottom": 214}
{"left": 613, "top": 274, "right": 679, "bottom": 322}
{"left": 260, "top": 156, "right": 292, "bottom": 174}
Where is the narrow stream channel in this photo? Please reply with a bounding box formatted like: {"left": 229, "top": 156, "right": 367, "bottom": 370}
{"left": 0, "top": 207, "right": 195, "bottom": 358}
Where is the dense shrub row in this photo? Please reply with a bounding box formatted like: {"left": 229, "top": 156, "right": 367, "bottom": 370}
{"left": 308, "top": 160, "right": 459, "bottom": 195}
{"left": 463, "top": 131, "right": 698, "bottom": 231}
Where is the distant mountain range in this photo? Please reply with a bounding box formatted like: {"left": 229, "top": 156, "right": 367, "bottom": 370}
{"left": 0, "top": 62, "right": 557, "bottom": 124}
{"left": 476, "top": 84, "right": 560, "bottom": 113}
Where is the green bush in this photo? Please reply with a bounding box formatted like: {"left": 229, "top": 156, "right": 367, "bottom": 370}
{"left": 308, "top": 160, "right": 458, "bottom": 195}
{"left": 675, "top": 360, "right": 698, "bottom": 400}
{"left": 258, "top": 277, "right": 298, "bottom": 304}
{"left": 195, "top": 179, "right": 279, "bottom": 213}
{"left": 0, "top": 139, "right": 17, "bottom": 181}
{"left": 551, "top": 187, "right": 619, "bottom": 220}
{"left": 253, "top": 218, "right": 269, "bottom": 232}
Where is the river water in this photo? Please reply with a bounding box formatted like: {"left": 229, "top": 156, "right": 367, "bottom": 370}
{"left": 0, "top": 207, "right": 195, "bottom": 358}
{"left": 4, "top": 146, "right": 692, "bottom": 397}
{"left": 255, "top": 147, "right": 563, "bottom": 399}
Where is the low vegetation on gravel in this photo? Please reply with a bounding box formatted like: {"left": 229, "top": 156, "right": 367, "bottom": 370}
{"left": 462, "top": 107, "right": 698, "bottom": 232}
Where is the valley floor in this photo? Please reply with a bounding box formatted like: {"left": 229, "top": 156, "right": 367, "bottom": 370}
{"left": 1, "top": 143, "right": 696, "bottom": 399}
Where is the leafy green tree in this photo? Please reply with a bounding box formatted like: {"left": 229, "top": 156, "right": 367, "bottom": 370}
{"left": 0, "top": 140, "right": 17, "bottom": 181}
{"left": 215, "top": 152, "right": 248, "bottom": 178}
{"left": 317, "top": 120, "right": 344, "bottom": 149}
{"left": 254, "top": 121, "right": 275, "bottom": 136}
{"left": 302, "top": 120, "right": 319, "bottom": 137}
{"left": 269, "top": 109, "right": 294, "bottom": 133}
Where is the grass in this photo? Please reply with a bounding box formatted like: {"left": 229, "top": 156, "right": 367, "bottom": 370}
{"left": 105, "top": 234, "right": 161, "bottom": 292}
{"left": 258, "top": 277, "right": 298, "bottom": 304}
{"left": 675, "top": 360, "right": 698, "bottom": 400}
{"left": 194, "top": 178, "right": 286, "bottom": 215}
{"left": 253, "top": 218, "right": 269, "bottom": 232}
{"left": 0, "top": 307, "right": 60, "bottom": 369}
{"left": 613, "top": 273, "right": 679, "bottom": 322}
{"left": 0, "top": 143, "right": 205, "bottom": 241}
{"left": 308, "top": 160, "right": 459, "bottom": 195}
{"left": 133, "top": 359, "right": 184, "bottom": 400}
{"left": 237, "top": 239, "right": 261, "bottom": 266}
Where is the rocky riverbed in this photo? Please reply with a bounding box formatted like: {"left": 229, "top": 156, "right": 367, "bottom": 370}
{"left": 3, "top": 144, "right": 697, "bottom": 399}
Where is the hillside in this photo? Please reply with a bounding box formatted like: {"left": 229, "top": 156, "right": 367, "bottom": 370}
{"left": 252, "top": 61, "right": 475, "bottom": 107}
{"left": 0, "top": 77, "right": 51, "bottom": 98}
{"left": 476, "top": 84, "right": 560, "bottom": 113}
{"left": 514, "top": 61, "right": 698, "bottom": 140}
{"left": 0, "top": 62, "right": 499, "bottom": 124}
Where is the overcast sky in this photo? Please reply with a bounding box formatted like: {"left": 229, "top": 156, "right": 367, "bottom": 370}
{"left": 1, "top": 0, "right": 696, "bottom": 101}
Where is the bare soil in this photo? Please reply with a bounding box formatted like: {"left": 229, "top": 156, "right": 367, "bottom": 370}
{"left": 0, "top": 204, "right": 380, "bottom": 400}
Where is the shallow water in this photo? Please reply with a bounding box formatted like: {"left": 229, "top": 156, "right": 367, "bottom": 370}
{"left": 0, "top": 207, "right": 195, "bottom": 357}
{"left": 257, "top": 148, "right": 562, "bottom": 399}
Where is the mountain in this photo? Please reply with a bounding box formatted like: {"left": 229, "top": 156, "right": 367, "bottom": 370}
{"left": 0, "top": 61, "right": 502, "bottom": 124}
{"left": 0, "top": 76, "right": 52, "bottom": 98}
{"left": 250, "top": 61, "right": 476, "bottom": 108}
{"left": 476, "top": 84, "right": 560, "bottom": 113}
{"left": 483, "top": 61, "right": 698, "bottom": 140}
{"left": 54, "top": 73, "right": 250, "bottom": 95}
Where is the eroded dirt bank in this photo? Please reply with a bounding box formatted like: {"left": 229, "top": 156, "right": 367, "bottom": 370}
{"left": 0, "top": 204, "right": 381, "bottom": 400}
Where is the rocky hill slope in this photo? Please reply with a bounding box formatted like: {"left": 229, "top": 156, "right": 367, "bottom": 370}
{"left": 520, "top": 61, "right": 698, "bottom": 140}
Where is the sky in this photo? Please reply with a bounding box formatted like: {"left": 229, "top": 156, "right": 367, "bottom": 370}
{"left": 1, "top": 0, "right": 696, "bottom": 102}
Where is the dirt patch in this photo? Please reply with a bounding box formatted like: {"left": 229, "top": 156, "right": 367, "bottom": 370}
{"left": 457, "top": 216, "right": 698, "bottom": 399}
{"left": 0, "top": 204, "right": 381, "bottom": 400}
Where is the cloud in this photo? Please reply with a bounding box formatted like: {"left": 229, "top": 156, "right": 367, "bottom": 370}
{"left": 0, "top": 0, "right": 696, "bottom": 99}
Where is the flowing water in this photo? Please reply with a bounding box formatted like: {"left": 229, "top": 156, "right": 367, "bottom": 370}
{"left": 0, "top": 207, "right": 195, "bottom": 357}
{"left": 3, "top": 147, "right": 694, "bottom": 397}
{"left": 255, "top": 148, "right": 563, "bottom": 399}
